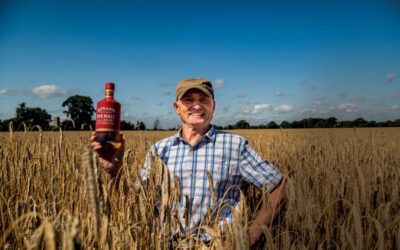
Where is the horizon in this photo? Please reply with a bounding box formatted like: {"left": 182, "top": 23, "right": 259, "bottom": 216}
{"left": 1, "top": 0, "right": 399, "bottom": 129}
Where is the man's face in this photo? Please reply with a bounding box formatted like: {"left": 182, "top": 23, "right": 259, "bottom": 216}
{"left": 174, "top": 89, "right": 215, "bottom": 129}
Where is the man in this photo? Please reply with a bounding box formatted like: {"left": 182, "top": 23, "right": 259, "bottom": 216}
{"left": 91, "top": 78, "right": 286, "bottom": 246}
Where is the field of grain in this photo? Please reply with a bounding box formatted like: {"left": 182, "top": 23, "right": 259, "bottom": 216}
{"left": 0, "top": 128, "right": 399, "bottom": 249}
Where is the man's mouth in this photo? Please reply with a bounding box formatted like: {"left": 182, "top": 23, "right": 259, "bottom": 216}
{"left": 190, "top": 112, "right": 204, "bottom": 117}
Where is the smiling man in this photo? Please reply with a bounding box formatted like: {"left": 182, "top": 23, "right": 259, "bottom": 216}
{"left": 91, "top": 78, "right": 286, "bottom": 246}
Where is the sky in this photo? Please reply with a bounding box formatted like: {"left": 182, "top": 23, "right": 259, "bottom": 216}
{"left": 0, "top": 0, "right": 399, "bottom": 129}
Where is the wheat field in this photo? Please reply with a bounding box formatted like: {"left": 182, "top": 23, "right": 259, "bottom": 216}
{"left": 0, "top": 128, "right": 399, "bottom": 249}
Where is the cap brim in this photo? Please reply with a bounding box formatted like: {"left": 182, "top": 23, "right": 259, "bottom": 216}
{"left": 177, "top": 86, "right": 213, "bottom": 100}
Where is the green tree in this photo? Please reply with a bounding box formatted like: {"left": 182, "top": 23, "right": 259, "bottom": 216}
{"left": 327, "top": 117, "right": 337, "bottom": 127}
{"left": 14, "top": 103, "right": 52, "bottom": 130}
{"left": 120, "top": 120, "right": 135, "bottom": 130}
{"left": 280, "top": 121, "right": 290, "bottom": 128}
{"left": 353, "top": 117, "right": 367, "bottom": 127}
{"left": 266, "top": 121, "right": 279, "bottom": 129}
{"left": 234, "top": 120, "right": 250, "bottom": 129}
{"left": 136, "top": 121, "right": 146, "bottom": 130}
{"left": 62, "top": 95, "right": 95, "bottom": 130}
{"left": 153, "top": 119, "right": 160, "bottom": 130}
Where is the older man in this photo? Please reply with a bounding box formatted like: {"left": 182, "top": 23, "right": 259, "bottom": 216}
{"left": 91, "top": 78, "right": 286, "bottom": 246}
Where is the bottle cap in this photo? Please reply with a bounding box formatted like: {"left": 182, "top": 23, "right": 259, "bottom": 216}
{"left": 105, "top": 82, "right": 115, "bottom": 90}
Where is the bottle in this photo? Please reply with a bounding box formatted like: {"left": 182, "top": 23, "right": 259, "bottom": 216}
{"left": 95, "top": 82, "right": 121, "bottom": 148}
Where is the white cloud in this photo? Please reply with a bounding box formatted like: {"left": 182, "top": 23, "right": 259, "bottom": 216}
{"left": 211, "top": 79, "right": 225, "bottom": 89}
{"left": 236, "top": 94, "right": 246, "bottom": 98}
{"left": 274, "top": 90, "right": 283, "bottom": 97}
{"left": 122, "top": 112, "right": 135, "bottom": 121}
{"left": 392, "top": 105, "right": 400, "bottom": 110}
{"left": 381, "top": 93, "right": 400, "bottom": 99}
{"left": 338, "top": 103, "right": 357, "bottom": 113}
{"left": 31, "top": 85, "right": 69, "bottom": 99}
{"left": 132, "top": 96, "right": 140, "bottom": 100}
{"left": 0, "top": 88, "right": 16, "bottom": 95}
{"left": 248, "top": 78, "right": 263, "bottom": 84}
{"left": 273, "top": 105, "right": 294, "bottom": 113}
{"left": 241, "top": 104, "right": 271, "bottom": 114}
{"left": 312, "top": 100, "right": 327, "bottom": 106}
{"left": 386, "top": 73, "right": 395, "bottom": 83}
{"left": 352, "top": 96, "right": 366, "bottom": 102}
{"left": 300, "top": 107, "right": 317, "bottom": 115}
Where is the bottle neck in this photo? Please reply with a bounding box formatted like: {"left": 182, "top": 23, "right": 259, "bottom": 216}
{"left": 105, "top": 89, "right": 114, "bottom": 99}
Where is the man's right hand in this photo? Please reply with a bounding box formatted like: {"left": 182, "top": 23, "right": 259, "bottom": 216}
{"left": 90, "top": 132, "right": 125, "bottom": 180}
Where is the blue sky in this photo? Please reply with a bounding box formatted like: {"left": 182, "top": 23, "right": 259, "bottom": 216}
{"left": 1, "top": 0, "right": 399, "bottom": 129}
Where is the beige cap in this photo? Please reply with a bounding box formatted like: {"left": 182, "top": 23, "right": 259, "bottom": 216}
{"left": 175, "top": 78, "right": 214, "bottom": 100}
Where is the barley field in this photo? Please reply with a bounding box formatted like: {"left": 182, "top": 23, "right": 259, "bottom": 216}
{"left": 0, "top": 128, "right": 399, "bottom": 249}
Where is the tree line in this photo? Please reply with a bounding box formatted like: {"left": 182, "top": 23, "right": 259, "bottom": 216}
{"left": 214, "top": 117, "right": 400, "bottom": 130}
{"left": 0, "top": 95, "right": 399, "bottom": 131}
{"left": 0, "top": 95, "right": 148, "bottom": 131}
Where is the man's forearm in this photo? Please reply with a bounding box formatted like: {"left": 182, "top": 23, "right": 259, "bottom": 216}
{"left": 255, "top": 179, "right": 286, "bottom": 224}
{"left": 249, "top": 179, "right": 287, "bottom": 245}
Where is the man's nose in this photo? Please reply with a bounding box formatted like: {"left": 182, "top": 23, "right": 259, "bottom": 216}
{"left": 191, "top": 101, "right": 202, "bottom": 110}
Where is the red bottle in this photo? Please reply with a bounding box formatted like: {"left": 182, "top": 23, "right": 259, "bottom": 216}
{"left": 95, "top": 82, "right": 121, "bottom": 147}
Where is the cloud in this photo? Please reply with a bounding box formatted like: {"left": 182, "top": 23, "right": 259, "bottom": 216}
{"left": 248, "top": 78, "right": 263, "bottom": 84}
{"left": 241, "top": 104, "right": 271, "bottom": 114}
{"left": 339, "top": 93, "right": 347, "bottom": 98}
{"left": 30, "top": 85, "right": 70, "bottom": 99}
{"left": 122, "top": 111, "right": 135, "bottom": 121}
{"left": 299, "top": 80, "right": 307, "bottom": 85}
{"left": 310, "top": 86, "right": 317, "bottom": 90}
{"left": 338, "top": 103, "right": 357, "bottom": 113}
{"left": 392, "top": 105, "right": 400, "bottom": 110}
{"left": 132, "top": 96, "right": 140, "bottom": 100}
{"left": 0, "top": 89, "right": 15, "bottom": 95}
{"left": 211, "top": 79, "right": 225, "bottom": 88}
{"left": 312, "top": 100, "right": 327, "bottom": 106}
{"left": 386, "top": 74, "right": 395, "bottom": 83}
{"left": 162, "top": 92, "right": 172, "bottom": 96}
{"left": 274, "top": 90, "right": 283, "bottom": 97}
{"left": 352, "top": 96, "right": 366, "bottom": 102}
{"left": 381, "top": 93, "right": 400, "bottom": 99}
{"left": 222, "top": 106, "right": 230, "bottom": 112}
{"left": 236, "top": 94, "right": 246, "bottom": 98}
{"left": 300, "top": 107, "right": 317, "bottom": 116}
{"left": 273, "top": 105, "right": 294, "bottom": 113}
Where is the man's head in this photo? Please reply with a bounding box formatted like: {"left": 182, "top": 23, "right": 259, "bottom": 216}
{"left": 175, "top": 78, "right": 214, "bottom": 101}
{"left": 174, "top": 78, "right": 215, "bottom": 130}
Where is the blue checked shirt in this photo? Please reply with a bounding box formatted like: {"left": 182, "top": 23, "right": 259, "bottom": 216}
{"left": 141, "top": 126, "right": 282, "bottom": 236}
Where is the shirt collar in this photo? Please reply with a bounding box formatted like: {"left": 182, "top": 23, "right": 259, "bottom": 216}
{"left": 172, "top": 125, "right": 216, "bottom": 145}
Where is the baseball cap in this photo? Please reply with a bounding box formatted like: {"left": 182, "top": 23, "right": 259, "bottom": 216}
{"left": 175, "top": 78, "right": 214, "bottom": 100}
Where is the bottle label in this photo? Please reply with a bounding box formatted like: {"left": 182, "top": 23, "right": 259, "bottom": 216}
{"left": 95, "top": 103, "right": 120, "bottom": 131}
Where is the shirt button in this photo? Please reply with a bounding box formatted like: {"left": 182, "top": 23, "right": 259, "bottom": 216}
{"left": 189, "top": 172, "right": 192, "bottom": 176}
{"left": 189, "top": 150, "right": 193, "bottom": 154}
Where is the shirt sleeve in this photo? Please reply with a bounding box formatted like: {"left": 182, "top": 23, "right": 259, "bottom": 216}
{"left": 239, "top": 140, "right": 282, "bottom": 192}
{"left": 138, "top": 145, "right": 156, "bottom": 187}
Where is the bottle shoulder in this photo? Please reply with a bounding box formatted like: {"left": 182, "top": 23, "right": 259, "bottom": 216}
{"left": 97, "top": 98, "right": 120, "bottom": 106}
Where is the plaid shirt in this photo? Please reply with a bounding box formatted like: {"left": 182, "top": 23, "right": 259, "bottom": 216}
{"left": 142, "top": 126, "right": 282, "bottom": 236}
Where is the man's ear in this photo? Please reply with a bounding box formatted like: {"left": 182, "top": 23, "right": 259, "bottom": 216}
{"left": 213, "top": 100, "right": 216, "bottom": 111}
{"left": 173, "top": 101, "right": 180, "bottom": 115}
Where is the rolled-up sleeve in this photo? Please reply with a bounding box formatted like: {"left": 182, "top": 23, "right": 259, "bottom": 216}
{"left": 239, "top": 141, "right": 282, "bottom": 192}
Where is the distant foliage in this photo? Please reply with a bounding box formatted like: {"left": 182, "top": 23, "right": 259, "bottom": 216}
{"left": 0, "top": 103, "right": 52, "bottom": 131}
{"left": 62, "top": 95, "right": 95, "bottom": 130}
{"left": 214, "top": 117, "right": 400, "bottom": 130}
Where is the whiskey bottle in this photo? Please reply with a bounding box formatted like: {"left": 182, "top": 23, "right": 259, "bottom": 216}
{"left": 95, "top": 82, "right": 121, "bottom": 147}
